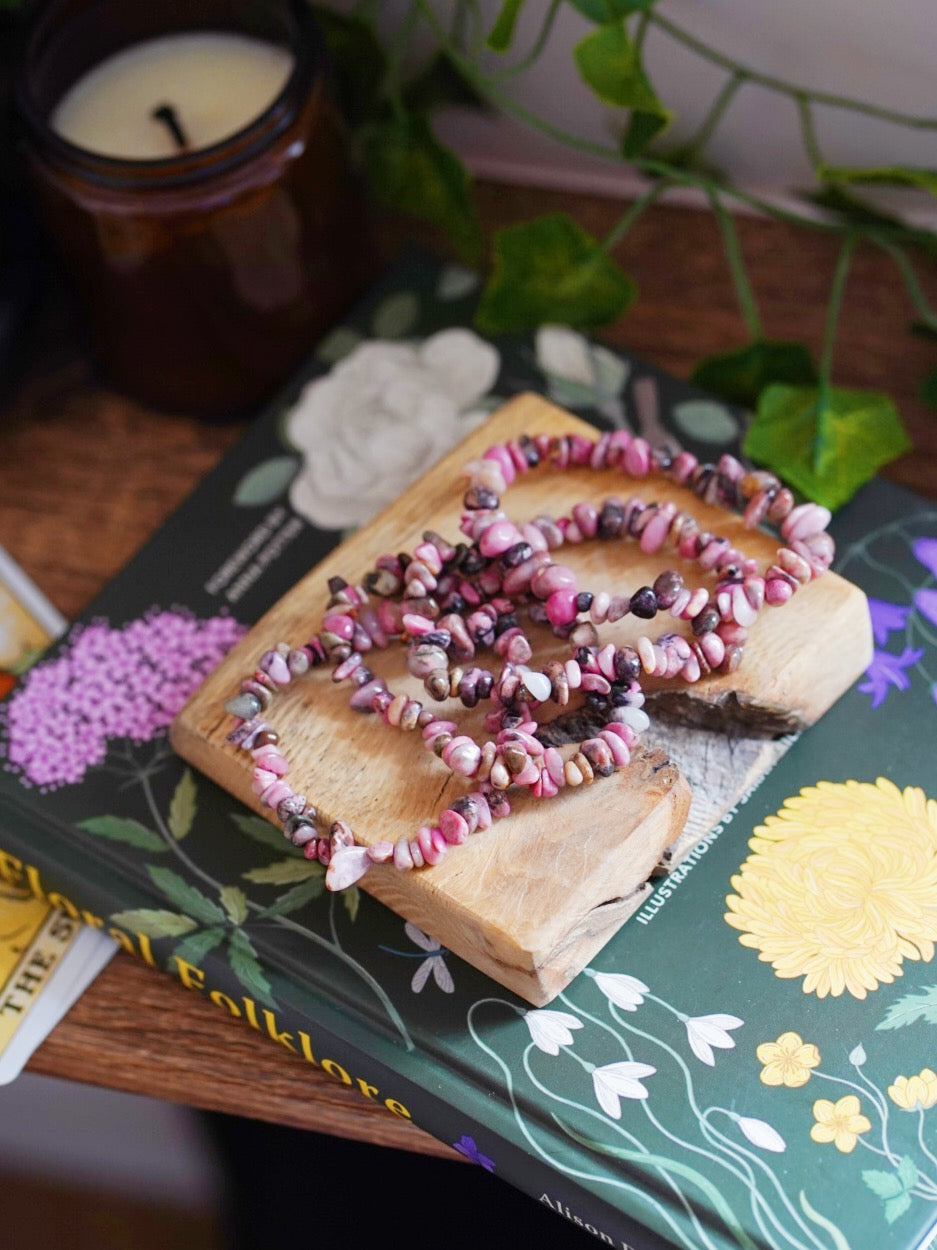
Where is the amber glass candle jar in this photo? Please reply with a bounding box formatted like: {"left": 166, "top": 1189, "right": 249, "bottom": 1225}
{"left": 15, "top": 0, "right": 373, "bottom": 416}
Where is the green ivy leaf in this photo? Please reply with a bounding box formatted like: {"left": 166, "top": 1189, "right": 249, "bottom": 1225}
{"left": 486, "top": 0, "right": 525, "bottom": 51}
{"left": 920, "top": 366, "right": 937, "bottom": 409}
{"left": 690, "top": 339, "right": 817, "bottom": 409}
{"left": 309, "top": 6, "right": 387, "bottom": 126}
{"left": 362, "top": 114, "right": 482, "bottom": 263}
{"left": 805, "top": 184, "right": 906, "bottom": 230}
{"left": 232, "top": 456, "right": 299, "bottom": 507}
{"left": 230, "top": 812, "right": 302, "bottom": 856}
{"left": 168, "top": 768, "right": 197, "bottom": 841}
{"left": 569, "top": 0, "right": 656, "bottom": 18}
{"left": 220, "top": 885, "right": 249, "bottom": 926}
{"left": 77, "top": 816, "right": 166, "bottom": 854}
{"left": 243, "top": 858, "right": 322, "bottom": 886}
{"left": 476, "top": 213, "right": 637, "bottom": 333}
{"left": 259, "top": 874, "right": 326, "bottom": 919}
{"left": 743, "top": 384, "right": 912, "bottom": 511}
{"left": 172, "top": 926, "right": 226, "bottom": 969}
{"left": 228, "top": 929, "right": 276, "bottom": 1008}
{"left": 821, "top": 163, "right": 937, "bottom": 196}
{"left": 877, "top": 984, "right": 937, "bottom": 1030}
{"left": 147, "top": 866, "right": 228, "bottom": 927}
{"left": 402, "top": 51, "right": 490, "bottom": 114}
{"left": 110, "top": 909, "right": 197, "bottom": 939}
{"left": 621, "top": 106, "right": 673, "bottom": 158}
{"left": 573, "top": 22, "right": 662, "bottom": 111}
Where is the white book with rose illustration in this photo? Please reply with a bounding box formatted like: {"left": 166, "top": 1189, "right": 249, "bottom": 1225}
{"left": 0, "top": 254, "right": 934, "bottom": 1250}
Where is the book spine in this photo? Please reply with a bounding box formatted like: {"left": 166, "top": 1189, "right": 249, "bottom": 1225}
{"left": 0, "top": 815, "right": 677, "bottom": 1250}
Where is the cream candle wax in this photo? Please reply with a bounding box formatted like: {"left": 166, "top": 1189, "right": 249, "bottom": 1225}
{"left": 17, "top": 0, "right": 374, "bottom": 416}
{"left": 51, "top": 33, "right": 294, "bottom": 159}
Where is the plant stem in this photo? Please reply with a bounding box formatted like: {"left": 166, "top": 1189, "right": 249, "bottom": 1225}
{"left": 649, "top": 10, "right": 937, "bottom": 130}
{"left": 385, "top": 0, "right": 422, "bottom": 117}
{"left": 601, "top": 180, "right": 669, "bottom": 252}
{"left": 819, "top": 232, "right": 858, "bottom": 390}
{"left": 491, "top": 0, "right": 562, "bottom": 79}
{"left": 795, "top": 93, "right": 823, "bottom": 170}
{"left": 707, "top": 188, "right": 762, "bottom": 338}
{"left": 870, "top": 234, "right": 937, "bottom": 332}
{"left": 684, "top": 70, "right": 747, "bottom": 164}
{"left": 633, "top": 8, "right": 652, "bottom": 54}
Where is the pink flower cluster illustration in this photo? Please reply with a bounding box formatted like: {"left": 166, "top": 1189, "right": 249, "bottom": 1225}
{"left": 1, "top": 609, "right": 245, "bottom": 789}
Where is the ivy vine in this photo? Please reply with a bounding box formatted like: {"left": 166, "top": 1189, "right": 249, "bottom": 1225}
{"left": 315, "top": 0, "right": 937, "bottom": 508}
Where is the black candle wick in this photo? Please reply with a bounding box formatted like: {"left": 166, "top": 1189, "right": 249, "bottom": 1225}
{"left": 151, "top": 103, "right": 189, "bottom": 151}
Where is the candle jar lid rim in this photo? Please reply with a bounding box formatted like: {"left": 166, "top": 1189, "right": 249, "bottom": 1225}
{"left": 14, "top": 0, "right": 327, "bottom": 191}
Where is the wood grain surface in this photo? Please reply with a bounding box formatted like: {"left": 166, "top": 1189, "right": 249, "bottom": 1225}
{"left": 0, "top": 183, "right": 934, "bottom": 1150}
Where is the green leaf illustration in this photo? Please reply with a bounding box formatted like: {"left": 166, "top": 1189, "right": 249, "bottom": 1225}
{"left": 315, "top": 326, "right": 363, "bottom": 365}
{"left": 884, "top": 1192, "right": 913, "bottom": 1224}
{"left": 168, "top": 768, "right": 197, "bottom": 841}
{"left": 232, "top": 456, "right": 299, "bottom": 507}
{"left": 230, "top": 812, "right": 301, "bottom": 856}
{"left": 690, "top": 340, "right": 817, "bottom": 410}
{"left": 308, "top": 6, "right": 386, "bottom": 126}
{"left": 228, "top": 929, "right": 275, "bottom": 1008}
{"left": 743, "top": 384, "right": 912, "bottom": 511}
{"left": 559, "top": 1120, "right": 758, "bottom": 1250}
{"left": 897, "top": 1156, "right": 919, "bottom": 1191}
{"left": 486, "top": 0, "right": 525, "bottom": 51}
{"left": 259, "top": 875, "right": 325, "bottom": 919}
{"left": 569, "top": 0, "right": 655, "bottom": 18}
{"left": 243, "top": 858, "right": 322, "bottom": 886}
{"left": 436, "top": 264, "right": 480, "bottom": 301}
{"left": 147, "top": 866, "right": 228, "bottom": 927}
{"left": 110, "top": 908, "right": 197, "bottom": 939}
{"left": 476, "top": 214, "right": 637, "bottom": 333}
{"left": 77, "top": 816, "right": 167, "bottom": 854}
{"left": 798, "top": 1192, "right": 852, "bottom": 1250}
{"left": 343, "top": 885, "right": 360, "bottom": 923}
{"left": 573, "top": 23, "right": 663, "bottom": 111}
{"left": 220, "top": 885, "right": 249, "bottom": 926}
{"left": 877, "top": 984, "right": 937, "bottom": 1030}
{"left": 173, "top": 926, "right": 226, "bottom": 969}
{"left": 362, "top": 114, "right": 482, "bottom": 263}
{"left": 672, "top": 399, "right": 740, "bottom": 445}
{"left": 863, "top": 1169, "right": 904, "bottom": 1200}
{"left": 371, "top": 290, "right": 420, "bottom": 339}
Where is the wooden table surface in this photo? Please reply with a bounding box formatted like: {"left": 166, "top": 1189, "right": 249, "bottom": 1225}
{"left": 2, "top": 181, "right": 936, "bottom": 1158}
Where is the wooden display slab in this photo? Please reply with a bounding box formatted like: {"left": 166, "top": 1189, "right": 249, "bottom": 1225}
{"left": 171, "top": 394, "right": 872, "bottom": 1005}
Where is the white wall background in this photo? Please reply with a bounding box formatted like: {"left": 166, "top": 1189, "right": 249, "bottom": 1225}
{"left": 384, "top": 0, "right": 937, "bottom": 223}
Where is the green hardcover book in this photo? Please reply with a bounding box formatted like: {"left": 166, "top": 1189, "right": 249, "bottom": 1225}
{"left": 0, "top": 252, "right": 935, "bottom": 1250}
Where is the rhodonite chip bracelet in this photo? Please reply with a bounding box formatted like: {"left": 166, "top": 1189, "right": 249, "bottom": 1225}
{"left": 222, "top": 430, "right": 833, "bottom": 893}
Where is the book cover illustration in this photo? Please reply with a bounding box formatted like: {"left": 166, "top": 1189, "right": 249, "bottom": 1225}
{"left": 0, "top": 544, "right": 116, "bottom": 1081}
{"left": 0, "top": 256, "right": 934, "bottom": 1250}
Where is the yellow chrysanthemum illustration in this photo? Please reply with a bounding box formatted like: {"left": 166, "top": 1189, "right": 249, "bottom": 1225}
{"left": 888, "top": 1068, "right": 937, "bottom": 1111}
{"left": 725, "top": 778, "right": 937, "bottom": 999}
{"left": 756, "top": 1031, "right": 821, "bottom": 1087}
{"left": 810, "top": 1095, "right": 871, "bottom": 1153}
